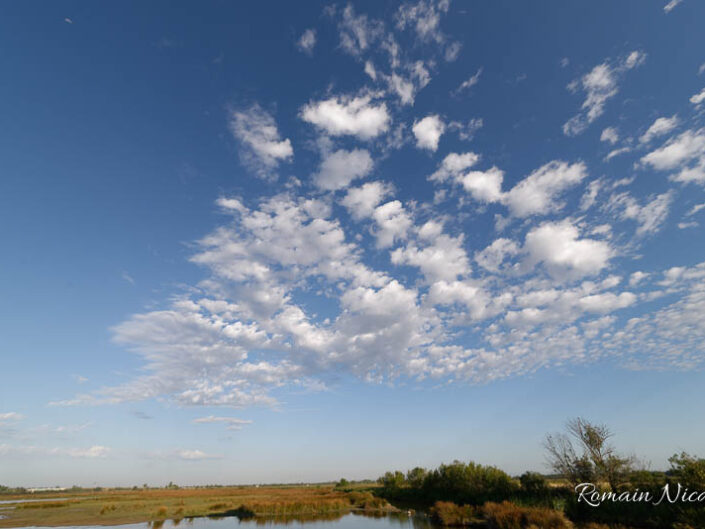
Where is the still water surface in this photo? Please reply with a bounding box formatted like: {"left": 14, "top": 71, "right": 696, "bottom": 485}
{"left": 3, "top": 512, "right": 436, "bottom": 529}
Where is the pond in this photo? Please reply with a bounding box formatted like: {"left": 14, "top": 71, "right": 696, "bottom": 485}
{"left": 1, "top": 512, "right": 435, "bottom": 529}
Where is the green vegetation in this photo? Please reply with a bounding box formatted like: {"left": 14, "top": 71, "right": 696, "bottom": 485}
{"left": 375, "top": 418, "right": 705, "bottom": 529}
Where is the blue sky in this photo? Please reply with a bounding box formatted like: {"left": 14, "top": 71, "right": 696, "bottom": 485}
{"left": 1, "top": 0, "right": 705, "bottom": 487}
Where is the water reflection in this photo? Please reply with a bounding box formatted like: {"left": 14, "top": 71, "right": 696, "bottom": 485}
{"left": 21, "top": 512, "right": 436, "bottom": 529}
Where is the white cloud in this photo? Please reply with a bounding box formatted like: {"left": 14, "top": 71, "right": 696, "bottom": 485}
{"left": 430, "top": 158, "right": 587, "bottom": 218}
{"left": 444, "top": 41, "right": 462, "bottom": 62}
{"left": 193, "top": 416, "right": 253, "bottom": 430}
{"left": 453, "top": 68, "right": 482, "bottom": 96}
{"left": 391, "top": 232, "right": 470, "bottom": 282}
{"left": 0, "top": 444, "right": 111, "bottom": 458}
{"left": 449, "top": 118, "right": 483, "bottom": 141}
{"left": 176, "top": 449, "right": 223, "bottom": 460}
{"left": 641, "top": 128, "right": 705, "bottom": 184}
{"left": 396, "top": 0, "right": 451, "bottom": 44}
{"left": 300, "top": 95, "right": 390, "bottom": 139}
{"left": 503, "top": 161, "right": 588, "bottom": 217}
{"left": 686, "top": 202, "right": 705, "bottom": 216}
{"left": 690, "top": 87, "right": 705, "bottom": 107}
{"left": 606, "top": 191, "right": 673, "bottom": 235}
{"left": 600, "top": 127, "right": 619, "bottom": 145}
{"left": 664, "top": 0, "right": 684, "bottom": 13}
{"left": 228, "top": 104, "right": 293, "bottom": 179}
{"left": 412, "top": 115, "right": 446, "bottom": 151}
{"left": 604, "top": 146, "right": 632, "bottom": 161}
{"left": 297, "top": 29, "right": 316, "bottom": 54}
{"left": 475, "top": 238, "right": 520, "bottom": 273}
{"left": 563, "top": 51, "right": 646, "bottom": 136}
{"left": 429, "top": 152, "right": 480, "bottom": 182}
{"left": 459, "top": 167, "right": 505, "bottom": 203}
{"left": 372, "top": 200, "right": 412, "bottom": 248}
{"left": 524, "top": 220, "right": 613, "bottom": 279}
{"left": 336, "top": 4, "right": 384, "bottom": 57}
{"left": 313, "top": 148, "right": 374, "bottom": 191}
{"left": 0, "top": 412, "right": 23, "bottom": 425}
{"left": 341, "top": 181, "right": 393, "bottom": 220}
{"left": 640, "top": 115, "right": 679, "bottom": 144}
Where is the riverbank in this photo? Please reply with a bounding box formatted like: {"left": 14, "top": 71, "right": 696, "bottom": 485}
{"left": 0, "top": 485, "right": 395, "bottom": 527}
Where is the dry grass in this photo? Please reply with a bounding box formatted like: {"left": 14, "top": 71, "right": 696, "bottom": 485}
{"left": 0, "top": 485, "right": 385, "bottom": 527}
{"left": 482, "top": 501, "right": 572, "bottom": 529}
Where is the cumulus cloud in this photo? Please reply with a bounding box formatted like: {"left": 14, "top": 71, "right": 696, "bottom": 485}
{"left": 313, "top": 148, "right": 374, "bottom": 191}
{"left": 503, "top": 161, "right": 588, "bottom": 217}
{"left": 475, "top": 238, "right": 519, "bottom": 273}
{"left": 563, "top": 51, "right": 646, "bottom": 136}
{"left": 600, "top": 127, "right": 619, "bottom": 145}
{"left": 524, "top": 220, "right": 613, "bottom": 279}
{"left": 228, "top": 104, "right": 293, "bottom": 179}
{"left": 341, "top": 181, "right": 393, "bottom": 220}
{"left": 372, "top": 200, "right": 413, "bottom": 248}
{"left": 412, "top": 115, "right": 445, "bottom": 151}
{"left": 429, "top": 158, "right": 587, "bottom": 220}
{"left": 300, "top": 95, "right": 390, "bottom": 139}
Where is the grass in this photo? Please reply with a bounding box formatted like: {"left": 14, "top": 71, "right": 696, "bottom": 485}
{"left": 0, "top": 485, "right": 394, "bottom": 527}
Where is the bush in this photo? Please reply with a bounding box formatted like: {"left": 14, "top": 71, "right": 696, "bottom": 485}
{"left": 430, "top": 501, "right": 479, "bottom": 526}
{"left": 519, "top": 472, "right": 549, "bottom": 496}
{"left": 423, "top": 461, "right": 518, "bottom": 505}
{"left": 482, "top": 501, "right": 572, "bottom": 529}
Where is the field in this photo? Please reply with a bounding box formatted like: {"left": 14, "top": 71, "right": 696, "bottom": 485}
{"left": 0, "top": 485, "right": 392, "bottom": 527}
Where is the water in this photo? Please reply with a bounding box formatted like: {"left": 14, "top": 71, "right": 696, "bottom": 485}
{"left": 0, "top": 498, "right": 87, "bottom": 505}
{"left": 1, "top": 512, "right": 435, "bottom": 529}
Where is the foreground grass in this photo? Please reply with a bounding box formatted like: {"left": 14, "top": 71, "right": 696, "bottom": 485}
{"left": 0, "top": 485, "right": 394, "bottom": 527}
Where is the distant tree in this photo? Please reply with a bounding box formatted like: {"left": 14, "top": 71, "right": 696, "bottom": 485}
{"left": 668, "top": 452, "right": 705, "bottom": 488}
{"left": 545, "top": 417, "right": 633, "bottom": 491}
{"left": 519, "top": 471, "right": 548, "bottom": 496}
{"left": 406, "top": 467, "right": 428, "bottom": 489}
{"left": 335, "top": 478, "right": 350, "bottom": 489}
{"left": 377, "top": 471, "right": 405, "bottom": 490}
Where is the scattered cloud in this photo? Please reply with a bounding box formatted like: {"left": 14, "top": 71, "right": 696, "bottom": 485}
{"left": 640, "top": 115, "right": 679, "bottom": 144}
{"left": 690, "top": 87, "right": 705, "bottom": 107}
{"left": 563, "top": 51, "right": 646, "bottom": 136}
{"left": 228, "top": 104, "right": 293, "bottom": 179}
{"left": 453, "top": 68, "right": 482, "bottom": 96}
{"left": 297, "top": 28, "right": 316, "bottom": 55}
{"left": 193, "top": 416, "right": 253, "bottom": 430}
{"left": 664, "top": 0, "right": 684, "bottom": 13}
{"left": 641, "top": 128, "right": 705, "bottom": 185}
{"left": 601, "top": 127, "right": 619, "bottom": 145}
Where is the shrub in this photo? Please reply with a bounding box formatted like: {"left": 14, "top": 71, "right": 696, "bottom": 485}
{"left": 482, "top": 501, "right": 572, "bottom": 529}
{"left": 155, "top": 506, "right": 168, "bottom": 517}
{"left": 430, "top": 501, "right": 479, "bottom": 526}
{"left": 519, "top": 472, "right": 549, "bottom": 496}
